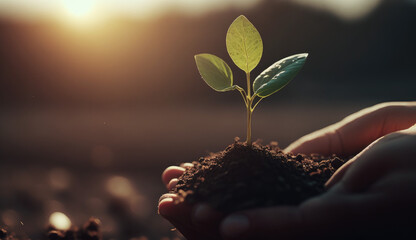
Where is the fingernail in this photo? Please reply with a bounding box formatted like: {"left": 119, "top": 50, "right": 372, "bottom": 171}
{"left": 221, "top": 214, "right": 249, "bottom": 238}
{"left": 180, "top": 162, "right": 194, "bottom": 168}
{"left": 193, "top": 204, "right": 211, "bottom": 223}
{"left": 158, "top": 193, "right": 176, "bottom": 203}
{"left": 168, "top": 178, "right": 179, "bottom": 190}
{"left": 157, "top": 197, "right": 173, "bottom": 215}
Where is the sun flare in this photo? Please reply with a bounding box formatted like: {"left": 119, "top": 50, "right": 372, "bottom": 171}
{"left": 61, "top": 0, "right": 97, "bottom": 24}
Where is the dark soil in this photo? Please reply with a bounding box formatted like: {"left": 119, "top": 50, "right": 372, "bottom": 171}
{"left": 0, "top": 218, "right": 103, "bottom": 240}
{"left": 172, "top": 139, "right": 346, "bottom": 213}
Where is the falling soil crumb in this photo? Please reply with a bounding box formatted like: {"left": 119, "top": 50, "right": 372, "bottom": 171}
{"left": 173, "top": 140, "right": 347, "bottom": 213}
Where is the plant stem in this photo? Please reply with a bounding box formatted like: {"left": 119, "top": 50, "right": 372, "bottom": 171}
{"left": 246, "top": 72, "right": 252, "bottom": 145}
{"left": 238, "top": 89, "right": 248, "bottom": 107}
{"left": 251, "top": 97, "right": 263, "bottom": 111}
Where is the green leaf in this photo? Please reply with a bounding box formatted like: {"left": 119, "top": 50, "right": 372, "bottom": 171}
{"left": 194, "top": 53, "right": 235, "bottom": 92}
{"left": 253, "top": 53, "right": 308, "bottom": 98}
{"left": 226, "top": 15, "right": 263, "bottom": 73}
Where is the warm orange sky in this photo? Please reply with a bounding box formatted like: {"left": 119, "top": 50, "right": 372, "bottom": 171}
{"left": 0, "top": 0, "right": 259, "bottom": 21}
{"left": 0, "top": 0, "right": 386, "bottom": 23}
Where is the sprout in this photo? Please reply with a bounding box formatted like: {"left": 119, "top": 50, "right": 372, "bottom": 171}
{"left": 195, "top": 15, "right": 308, "bottom": 145}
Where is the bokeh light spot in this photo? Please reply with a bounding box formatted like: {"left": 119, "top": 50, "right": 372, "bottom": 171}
{"left": 49, "top": 212, "right": 71, "bottom": 231}
{"left": 106, "top": 176, "right": 134, "bottom": 198}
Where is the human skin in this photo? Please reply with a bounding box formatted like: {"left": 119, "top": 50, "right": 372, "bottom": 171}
{"left": 159, "top": 102, "right": 416, "bottom": 239}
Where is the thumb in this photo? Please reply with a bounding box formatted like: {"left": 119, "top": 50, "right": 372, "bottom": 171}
{"left": 285, "top": 102, "right": 416, "bottom": 156}
{"left": 328, "top": 127, "right": 416, "bottom": 192}
{"left": 344, "top": 133, "right": 416, "bottom": 192}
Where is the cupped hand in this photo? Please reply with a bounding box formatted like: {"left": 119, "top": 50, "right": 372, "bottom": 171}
{"left": 220, "top": 124, "right": 416, "bottom": 239}
{"left": 159, "top": 102, "right": 416, "bottom": 240}
{"left": 158, "top": 164, "right": 223, "bottom": 240}
{"left": 218, "top": 102, "right": 416, "bottom": 239}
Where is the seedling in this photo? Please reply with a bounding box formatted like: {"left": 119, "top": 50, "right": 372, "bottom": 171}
{"left": 195, "top": 15, "right": 308, "bottom": 145}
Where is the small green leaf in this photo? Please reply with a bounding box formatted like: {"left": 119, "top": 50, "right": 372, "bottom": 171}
{"left": 195, "top": 53, "right": 235, "bottom": 92}
{"left": 226, "top": 15, "right": 263, "bottom": 73}
{"left": 253, "top": 53, "right": 308, "bottom": 98}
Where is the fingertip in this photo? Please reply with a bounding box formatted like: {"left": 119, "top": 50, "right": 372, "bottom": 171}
{"left": 284, "top": 141, "right": 298, "bottom": 154}
{"left": 158, "top": 197, "right": 174, "bottom": 216}
{"left": 159, "top": 198, "right": 210, "bottom": 240}
{"left": 158, "top": 193, "right": 184, "bottom": 218}
{"left": 285, "top": 126, "right": 344, "bottom": 156}
{"left": 159, "top": 193, "right": 177, "bottom": 203}
{"left": 167, "top": 178, "right": 179, "bottom": 190}
{"left": 162, "top": 166, "right": 186, "bottom": 186}
{"left": 158, "top": 193, "right": 193, "bottom": 216}
{"left": 283, "top": 145, "right": 299, "bottom": 155}
{"left": 180, "top": 162, "right": 194, "bottom": 168}
{"left": 285, "top": 140, "right": 319, "bottom": 155}
{"left": 284, "top": 137, "right": 314, "bottom": 155}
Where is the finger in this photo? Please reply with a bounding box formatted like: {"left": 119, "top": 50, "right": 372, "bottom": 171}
{"left": 167, "top": 178, "right": 179, "bottom": 191}
{"left": 158, "top": 194, "right": 191, "bottom": 220}
{"left": 158, "top": 195, "right": 222, "bottom": 240}
{"left": 159, "top": 193, "right": 177, "bottom": 204}
{"left": 285, "top": 102, "right": 416, "bottom": 156}
{"left": 220, "top": 206, "right": 303, "bottom": 240}
{"left": 158, "top": 194, "right": 200, "bottom": 240}
{"left": 162, "top": 166, "right": 185, "bottom": 187}
{"left": 325, "top": 158, "right": 354, "bottom": 188}
{"left": 180, "top": 162, "right": 194, "bottom": 168}
{"left": 220, "top": 189, "right": 380, "bottom": 240}
{"left": 326, "top": 124, "right": 416, "bottom": 188}
{"left": 341, "top": 129, "right": 416, "bottom": 192}
{"left": 285, "top": 125, "right": 344, "bottom": 156}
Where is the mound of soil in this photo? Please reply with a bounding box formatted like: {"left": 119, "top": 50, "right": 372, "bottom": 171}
{"left": 172, "top": 140, "right": 346, "bottom": 213}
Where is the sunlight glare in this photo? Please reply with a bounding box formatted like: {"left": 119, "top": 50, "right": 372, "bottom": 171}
{"left": 0, "top": 0, "right": 261, "bottom": 22}
{"left": 293, "top": 0, "right": 382, "bottom": 20}
{"left": 61, "top": 0, "right": 97, "bottom": 24}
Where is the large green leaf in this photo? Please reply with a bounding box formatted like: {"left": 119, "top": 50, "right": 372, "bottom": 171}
{"left": 226, "top": 15, "right": 263, "bottom": 73}
{"left": 253, "top": 53, "right": 308, "bottom": 97}
{"left": 194, "top": 53, "right": 235, "bottom": 92}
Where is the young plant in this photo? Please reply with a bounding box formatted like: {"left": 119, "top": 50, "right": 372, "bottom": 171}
{"left": 195, "top": 15, "right": 308, "bottom": 145}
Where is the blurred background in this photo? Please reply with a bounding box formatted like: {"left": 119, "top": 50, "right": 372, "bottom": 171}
{"left": 0, "top": 0, "right": 415, "bottom": 239}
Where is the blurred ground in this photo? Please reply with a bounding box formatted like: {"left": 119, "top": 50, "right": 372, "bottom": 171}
{"left": 0, "top": 102, "right": 372, "bottom": 239}
{"left": 1, "top": 103, "right": 371, "bottom": 168}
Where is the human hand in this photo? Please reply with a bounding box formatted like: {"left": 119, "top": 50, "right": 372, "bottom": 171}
{"left": 159, "top": 102, "right": 416, "bottom": 239}
{"left": 219, "top": 124, "right": 416, "bottom": 239}
{"left": 217, "top": 102, "right": 416, "bottom": 239}
{"left": 158, "top": 164, "right": 224, "bottom": 240}
{"left": 285, "top": 102, "right": 416, "bottom": 156}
